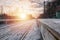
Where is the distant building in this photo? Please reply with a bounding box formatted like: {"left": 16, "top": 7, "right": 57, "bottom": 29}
{"left": 44, "top": 1, "right": 56, "bottom": 18}
{"left": 43, "top": 0, "right": 60, "bottom": 18}
{"left": 56, "top": 0, "right": 60, "bottom": 18}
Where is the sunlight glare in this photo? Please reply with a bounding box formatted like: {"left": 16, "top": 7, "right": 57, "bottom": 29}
{"left": 20, "top": 14, "right": 27, "bottom": 20}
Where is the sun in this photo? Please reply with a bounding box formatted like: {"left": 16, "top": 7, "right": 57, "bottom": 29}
{"left": 20, "top": 14, "right": 27, "bottom": 19}
{"left": 18, "top": 13, "right": 28, "bottom": 20}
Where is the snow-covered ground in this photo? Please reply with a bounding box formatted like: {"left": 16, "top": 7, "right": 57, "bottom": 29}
{"left": 39, "top": 19, "right": 60, "bottom": 34}
{"left": 0, "top": 20, "right": 41, "bottom": 40}
{"left": 24, "top": 20, "right": 41, "bottom": 40}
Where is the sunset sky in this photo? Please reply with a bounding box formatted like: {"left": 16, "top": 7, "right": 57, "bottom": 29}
{"left": 0, "top": 0, "right": 50, "bottom": 18}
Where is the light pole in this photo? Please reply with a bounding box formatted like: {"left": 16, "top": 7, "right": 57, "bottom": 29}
{"left": 0, "top": 5, "right": 3, "bottom": 14}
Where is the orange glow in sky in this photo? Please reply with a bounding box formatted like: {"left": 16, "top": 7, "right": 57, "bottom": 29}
{"left": 0, "top": 0, "right": 44, "bottom": 18}
{"left": 20, "top": 14, "right": 27, "bottom": 20}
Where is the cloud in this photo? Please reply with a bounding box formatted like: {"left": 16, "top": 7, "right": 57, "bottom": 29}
{"left": 0, "top": 0, "right": 44, "bottom": 18}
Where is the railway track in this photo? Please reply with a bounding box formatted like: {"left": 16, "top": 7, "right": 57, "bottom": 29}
{"left": 20, "top": 24, "right": 32, "bottom": 40}
{"left": 0, "top": 20, "right": 34, "bottom": 40}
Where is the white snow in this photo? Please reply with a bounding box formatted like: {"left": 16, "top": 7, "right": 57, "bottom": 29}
{"left": 0, "top": 20, "right": 41, "bottom": 40}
